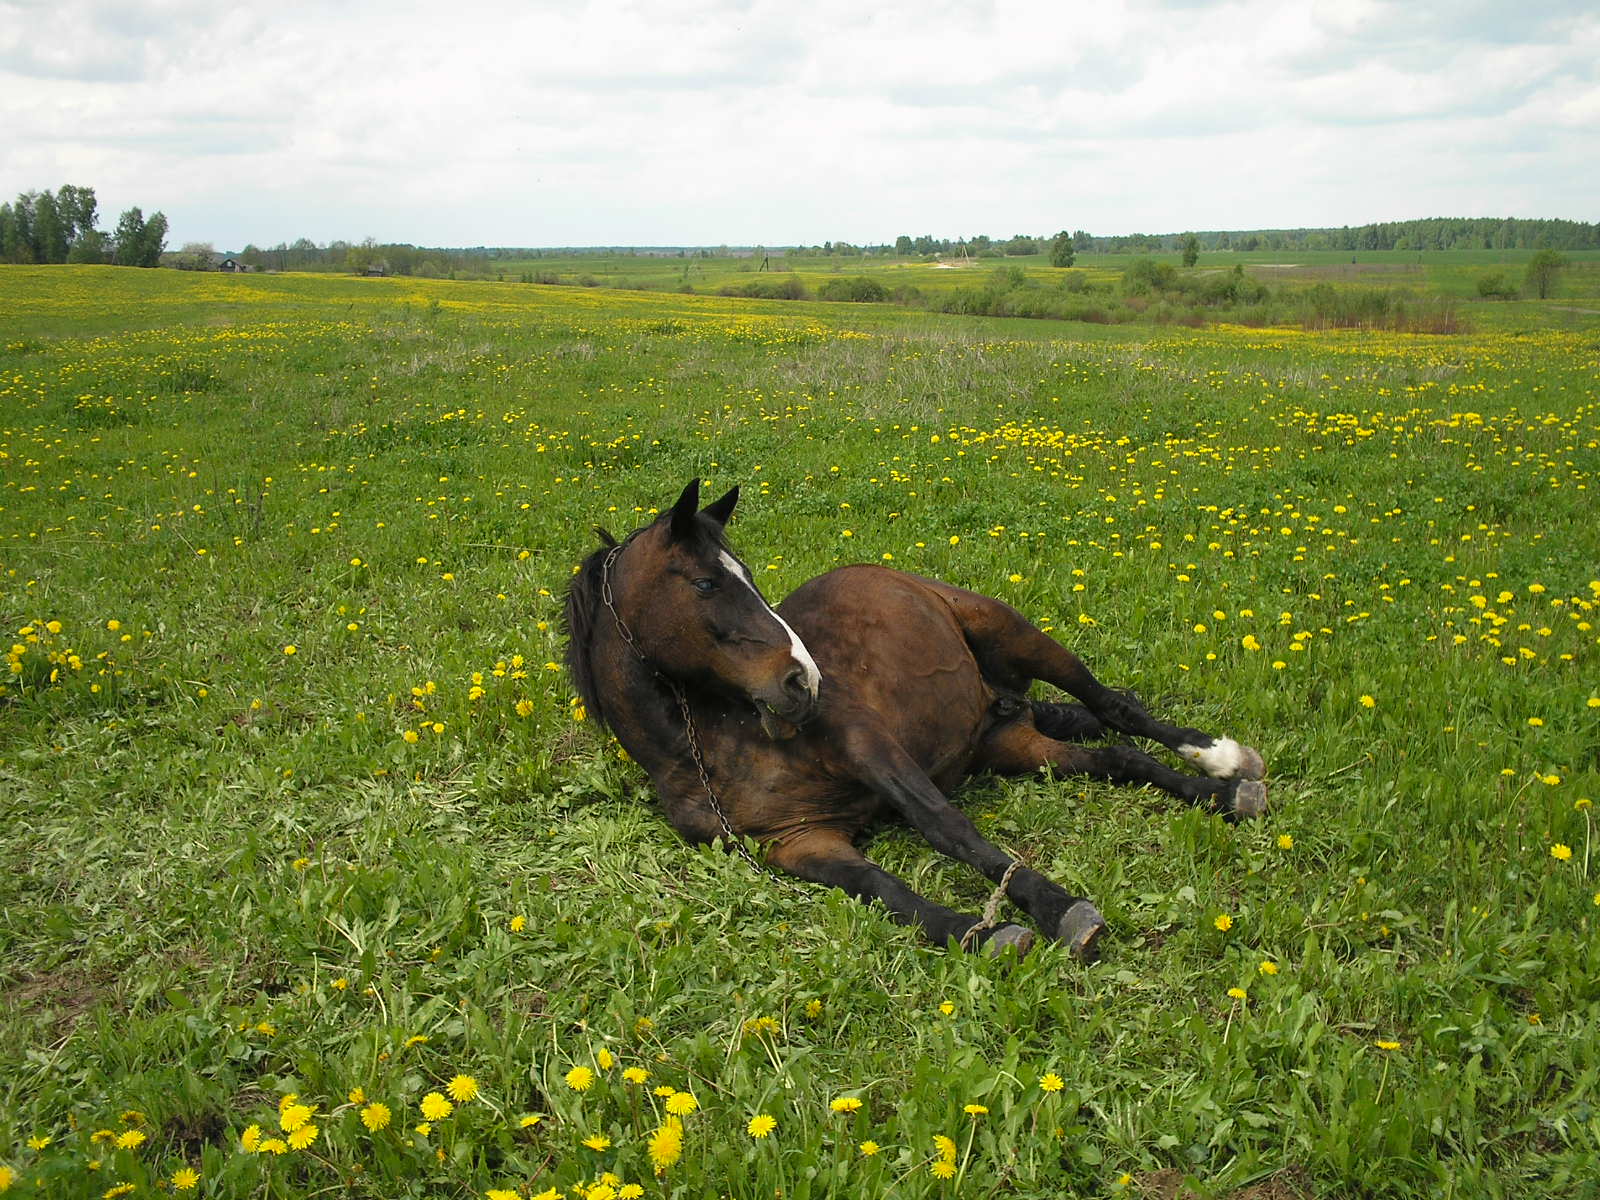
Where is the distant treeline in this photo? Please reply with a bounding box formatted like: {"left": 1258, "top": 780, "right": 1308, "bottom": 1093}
{"left": 877, "top": 218, "right": 1600, "bottom": 258}
{"left": 1090, "top": 217, "right": 1600, "bottom": 254}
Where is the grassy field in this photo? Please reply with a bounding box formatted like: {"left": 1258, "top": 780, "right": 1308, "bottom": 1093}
{"left": 2, "top": 265, "right": 1598, "bottom": 1198}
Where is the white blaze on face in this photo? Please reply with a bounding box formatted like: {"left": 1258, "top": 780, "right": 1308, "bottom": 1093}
{"left": 719, "top": 550, "right": 822, "bottom": 698}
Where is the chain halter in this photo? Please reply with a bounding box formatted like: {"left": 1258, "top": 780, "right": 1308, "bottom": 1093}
{"left": 599, "top": 543, "right": 806, "bottom": 896}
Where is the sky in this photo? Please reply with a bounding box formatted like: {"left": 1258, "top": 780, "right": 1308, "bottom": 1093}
{"left": 3, "top": 0, "right": 1596, "bottom": 250}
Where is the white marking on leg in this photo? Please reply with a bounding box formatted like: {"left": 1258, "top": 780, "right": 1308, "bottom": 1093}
{"left": 1178, "top": 737, "right": 1245, "bottom": 779}
{"left": 720, "top": 551, "right": 822, "bottom": 697}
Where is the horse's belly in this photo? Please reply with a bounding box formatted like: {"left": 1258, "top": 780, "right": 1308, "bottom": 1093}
{"left": 779, "top": 566, "right": 993, "bottom": 784}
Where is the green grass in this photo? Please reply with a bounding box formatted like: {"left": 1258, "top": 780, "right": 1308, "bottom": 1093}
{"left": 2, "top": 266, "right": 1598, "bottom": 1198}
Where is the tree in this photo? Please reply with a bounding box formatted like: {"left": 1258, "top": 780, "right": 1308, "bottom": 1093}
{"left": 1048, "top": 230, "right": 1075, "bottom": 268}
{"left": 894, "top": 235, "right": 913, "bottom": 256}
{"left": 1523, "top": 249, "right": 1566, "bottom": 299}
{"left": 114, "top": 207, "right": 147, "bottom": 265}
{"left": 138, "top": 211, "right": 168, "bottom": 267}
{"left": 1072, "top": 229, "right": 1093, "bottom": 252}
{"left": 31, "top": 190, "right": 69, "bottom": 263}
{"left": 56, "top": 184, "right": 98, "bottom": 247}
{"left": 67, "top": 229, "right": 108, "bottom": 264}
{"left": 1181, "top": 232, "right": 1200, "bottom": 268}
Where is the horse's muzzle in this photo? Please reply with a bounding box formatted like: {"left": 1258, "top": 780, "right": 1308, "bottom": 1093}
{"left": 754, "top": 666, "right": 821, "bottom": 739}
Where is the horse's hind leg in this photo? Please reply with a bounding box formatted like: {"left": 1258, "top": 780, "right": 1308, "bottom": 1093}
{"left": 978, "top": 717, "right": 1268, "bottom": 821}
{"left": 935, "top": 584, "right": 1266, "bottom": 786}
{"left": 763, "top": 830, "right": 1036, "bottom": 957}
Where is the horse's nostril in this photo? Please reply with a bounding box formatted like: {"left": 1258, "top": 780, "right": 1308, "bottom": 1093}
{"left": 783, "top": 666, "right": 811, "bottom": 700}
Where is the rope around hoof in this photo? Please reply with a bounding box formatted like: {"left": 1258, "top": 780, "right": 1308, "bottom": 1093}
{"left": 960, "top": 859, "right": 1023, "bottom": 952}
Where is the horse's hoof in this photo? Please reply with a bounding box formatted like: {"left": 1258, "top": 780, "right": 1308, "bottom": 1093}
{"left": 1230, "top": 778, "right": 1268, "bottom": 820}
{"left": 982, "top": 923, "right": 1035, "bottom": 959}
{"left": 1055, "top": 901, "right": 1105, "bottom": 962}
{"left": 1234, "top": 745, "right": 1267, "bottom": 781}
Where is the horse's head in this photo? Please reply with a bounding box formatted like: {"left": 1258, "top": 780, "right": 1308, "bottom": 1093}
{"left": 609, "top": 480, "right": 822, "bottom": 738}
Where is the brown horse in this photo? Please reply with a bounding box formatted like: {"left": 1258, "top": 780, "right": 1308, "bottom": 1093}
{"left": 565, "top": 480, "right": 1267, "bottom": 959}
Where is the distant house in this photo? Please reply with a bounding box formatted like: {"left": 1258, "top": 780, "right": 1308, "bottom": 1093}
{"left": 219, "top": 258, "right": 248, "bottom": 272}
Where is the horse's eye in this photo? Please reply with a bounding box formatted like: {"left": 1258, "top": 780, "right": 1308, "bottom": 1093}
{"left": 692, "top": 577, "right": 718, "bottom": 594}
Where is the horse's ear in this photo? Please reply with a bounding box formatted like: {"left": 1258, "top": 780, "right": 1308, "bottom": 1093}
{"left": 594, "top": 526, "right": 618, "bottom": 548}
{"left": 700, "top": 485, "right": 739, "bottom": 529}
{"left": 668, "top": 479, "right": 701, "bottom": 540}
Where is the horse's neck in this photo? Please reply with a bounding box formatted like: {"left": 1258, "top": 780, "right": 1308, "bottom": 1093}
{"left": 592, "top": 633, "right": 692, "bottom": 772}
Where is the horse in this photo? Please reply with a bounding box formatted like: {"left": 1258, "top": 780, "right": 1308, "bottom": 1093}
{"left": 564, "top": 480, "right": 1268, "bottom": 960}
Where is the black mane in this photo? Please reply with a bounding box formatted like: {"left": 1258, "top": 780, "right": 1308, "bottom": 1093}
{"left": 563, "top": 530, "right": 620, "bottom": 732}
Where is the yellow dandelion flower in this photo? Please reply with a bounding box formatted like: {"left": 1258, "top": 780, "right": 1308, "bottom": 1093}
{"left": 1528, "top": 716, "right": 1544, "bottom": 727}
{"left": 1359, "top": 694, "right": 1376, "bottom": 708}
{"left": 582, "top": 1133, "right": 611, "bottom": 1151}
{"left": 509, "top": 914, "right": 527, "bottom": 931}
{"left": 933, "top": 1133, "right": 958, "bottom": 1159}
{"left": 1276, "top": 834, "right": 1294, "bottom": 850}
{"left": 172, "top": 1167, "right": 199, "bottom": 1191}
{"left": 361, "top": 1103, "right": 391, "bottom": 1131}
{"left": 663, "top": 1092, "right": 698, "bottom": 1117}
{"left": 420, "top": 1092, "right": 453, "bottom": 1121}
{"left": 830, "top": 1096, "right": 863, "bottom": 1114}
{"left": 619, "top": 1186, "right": 644, "bottom": 1200}
{"left": 1039, "top": 1072, "right": 1065, "bottom": 1093}
{"left": 931, "top": 1158, "right": 957, "bottom": 1179}
{"left": 487, "top": 1190, "right": 521, "bottom": 1200}
{"left": 1228, "top": 987, "right": 1248, "bottom": 1001}
{"left": 747, "top": 1113, "right": 777, "bottom": 1138}
{"left": 519, "top": 1113, "right": 544, "bottom": 1128}
{"left": 258, "top": 1138, "right": 287, "bottom": 1155}
{"left": 279, "top": 1103, "right": 315, "bottom": 1133}
{"left": 115, "top": 1130, "right": 146, "bottom": 1151}
{"left": 647, "top": 1118, "right": 684, "bottom": 1171}
{"left": 1551, "top": 844, "right": 1573, "bottom": 861}
{"left": 859, "top": 1139, "right": 881, "bottom": 1155}
{"left": 622, "top": 1067, "right": 649, "bottom": 1085}
{"left": 964, "top": 1103, "right": 988, "bottom": 1116}
{"left": 1213, "top": 913, "right": 1233, "bottom": 932}
{"left": 1375, "top": 1040, "right": 1401, "bottom": 1051}
{"left": 240, "top": 1124, "right": 262, "bottom": 1152}
{"left": 596, "top": 1048, "right": 615, "bottom": 1070}
{"left": 1259, "top": 960, "right": 1280, "bottom": 975}
{"left": 104, "top": 1187, "right": 136, "bottom": 1199}
{"left": 287, "top": 1124, "right": 318, "bottom": 1151}
{"left": 566, "top": 1066, "right": 595, "bottom": 1091}
{"left": 447, "top": 1075, "right": 479, "bottom": 1103}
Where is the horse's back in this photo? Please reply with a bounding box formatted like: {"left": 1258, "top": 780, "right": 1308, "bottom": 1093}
{"left": 779, "top": 566, "right": 995, "bottom": 781}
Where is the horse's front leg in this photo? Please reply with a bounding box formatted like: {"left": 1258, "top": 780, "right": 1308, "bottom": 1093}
{"left": 838, "top": 722, "right": 1106, "bottom": 959}
{"left": 763, "top": 829, "right": 1035, "bottom": 957}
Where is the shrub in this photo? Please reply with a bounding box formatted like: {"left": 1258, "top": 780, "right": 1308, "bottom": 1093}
{"left": 817, "top": 276, "right": 889, "bottom": 303}
{"left": 1122, "top": 258, "right": 1176, "bottom": 294}
{"left": 1476, "top": 272, "right": 1515, "bottom": 299}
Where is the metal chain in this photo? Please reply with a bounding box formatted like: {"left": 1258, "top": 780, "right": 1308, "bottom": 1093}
{"left": 599, "top": 544, "right": 807, "bottom": 896}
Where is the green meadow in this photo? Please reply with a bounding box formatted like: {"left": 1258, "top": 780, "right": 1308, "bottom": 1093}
{"left": 1, "top": 264, "right": 1597, "bottom": 1198}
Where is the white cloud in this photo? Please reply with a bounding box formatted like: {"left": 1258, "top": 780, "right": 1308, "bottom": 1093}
{"left": 2, "top": 0, "right": 1595, "bottom": 246}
